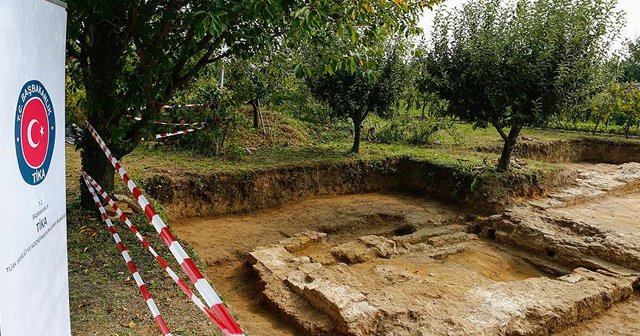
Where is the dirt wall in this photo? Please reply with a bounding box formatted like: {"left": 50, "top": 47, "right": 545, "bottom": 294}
{"left": 145, "top": 159, "right": 399, "bottom": 220}
{"left": 478, "top": 138, "right": 640, "bottom": 164}
{"left": 394, "top": 160, "right": 565, "bottom": 214}
{"left": 144, "top": 157, "right": 570, "bottom": 220}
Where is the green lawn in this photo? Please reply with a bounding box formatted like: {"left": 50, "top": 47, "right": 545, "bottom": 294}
{"left": 116, "top": 122, "right": 631, "bottom": 179}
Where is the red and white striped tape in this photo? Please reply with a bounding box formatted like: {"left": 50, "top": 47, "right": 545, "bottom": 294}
{"left": 82, "top": 172, "right": 230, "bottom": 332}
{"left": 85, "top": 121, "right": 244, "bottom": 336}
{"left": 154, "top": 121, "right": 206, "bottom": 127}
{"left": 161, "top": 103, "right": 208, "bottom": 110}
{"left": 81, "top": 175, "right": 172, "bottom": 336}
{"left": 131, "top": 116, "right": 205, "bottom": 127}
{"left": 147, "top": 126, "right": 205, "bottom": 141}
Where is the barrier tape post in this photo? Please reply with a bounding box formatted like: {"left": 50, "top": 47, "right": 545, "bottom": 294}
{"left": 84, "top": 121, "right": 244, "bottom": 336}
{"left": 82, "top": 172, "right": 231, "bottom": 333}
{"left": 81, "top": 176, "right": 172, "bottom": 336}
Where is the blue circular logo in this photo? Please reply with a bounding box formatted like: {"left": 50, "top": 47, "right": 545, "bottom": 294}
{"left": 15, "top": 80, "right": 56, "bottom": 185}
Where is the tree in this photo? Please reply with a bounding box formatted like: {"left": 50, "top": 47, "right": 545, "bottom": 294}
{"left": 427, "top": 0, "right": 623, "bottom": 171}
{"left": 398, "top": 60, "right": 420, "bottom": 115}
{"left": 414, "top": 46, "right": 445, "bottom": 119}
{"left": 66, "top": 0, "right": 438, "bottom": 207}
{"left": 307, "top": 44, "right": 406, "bottom": 153}
{"left": 622, "top": 37, "right": 640, "bottom": 83}
{"left": 590, "top": 82, "right": 619, "bottom": 134}
{"left": 226, "top": 54, "right": 287, "bottom": 132}
{"left": 615, "top": 83, "right": 640, "bottom": 138}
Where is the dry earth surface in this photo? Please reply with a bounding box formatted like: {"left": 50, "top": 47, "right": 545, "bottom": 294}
{"left": 172, "top": 162, "right": 640, "bottom": 336}
{"left": 172, "top": 193, "right": 460, "bottom": 336}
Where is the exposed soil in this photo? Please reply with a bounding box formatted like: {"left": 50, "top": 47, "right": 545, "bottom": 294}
{"left": 477, "top": 162, "right": 640, "bottom": 269}
{"left": 472, "top": 162, "right": 640, "bottom": 335}
{"left": 443, "top": 242, "right": 550, "bottom": 282}
{"left": 147, "top": 156, "right": 571, "bottom": 220}
{"left": 171, "top": 160, "right": 640, "bottom": 335}
{"left": 247, "top": 229, "right": 633, "bottom": 335}
{"left": 172, "top": 193, "right": 463, "bottom": 335}
{"left": 550, "top": 192, "right": 640, "bottom": 238}
{"left": 556, "top": 293, "right": 640, "bottom": 336}
{"left": 67, "top": 136, "right": 640, "bottom": 335}
{"left": 140, "top": 138, "right": 640, "bottom": 335}
{"left": 477, "top": 137, "right": 640, "bottom": 164}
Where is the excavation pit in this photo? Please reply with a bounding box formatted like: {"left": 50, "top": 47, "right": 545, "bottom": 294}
{"left": 172, "top": 193, "right": 465, "bottom": 336}
{"left": 249, "top": 231, "right": 634, "bottom": 336}
{"left": 170, "top": 191, "right": 639, "bottom": 335}
{"left": 166, "top": 157, "right": 640, "bottom": 336}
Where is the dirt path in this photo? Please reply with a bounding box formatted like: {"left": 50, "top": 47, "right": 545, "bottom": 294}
{"left": 172, "top": 193, "right": 461, "bottom": 336}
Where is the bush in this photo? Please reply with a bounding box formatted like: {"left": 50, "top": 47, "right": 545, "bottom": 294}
{"left": 164, "top": 104, "right": 248, "bottom": 156}
{"left": 269, "top": 79, "right": 334, "bottom": 124}
{"left": 376, "top": 118, "right": 407, "bottom": 143}
{"left": 226, "top": 144, "right": 247, "bottom": 161}
{"left": 164, "top": 67, "right": 249, "bottom": 156}
{"left": 367, "top": 115, "right": 456, "bottom": 145}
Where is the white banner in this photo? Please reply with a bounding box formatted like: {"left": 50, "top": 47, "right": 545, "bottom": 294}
{"left": 0, "top": 0, "right": 70, "bottom": 335}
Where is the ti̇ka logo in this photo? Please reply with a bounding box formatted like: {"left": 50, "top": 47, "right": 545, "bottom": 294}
{"left": 15, "top": 80, "right": 56, "bottom": 186}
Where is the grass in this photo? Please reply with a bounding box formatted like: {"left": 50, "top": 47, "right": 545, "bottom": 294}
{"left": 67, "top": 146, "right": 224, "bottom": 336}
{"left": 67, "top": 115, "right": 640, "bottom": 335}
{"left": 122, "top": 121, "right": 611, "bottom": 180}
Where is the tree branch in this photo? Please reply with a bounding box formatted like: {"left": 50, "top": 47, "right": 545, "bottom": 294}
{"left": 492, "top": 120, "right": 508, "bottom": 141}
{"left": 124, "top": 2, "right": 141, "bottom": 40}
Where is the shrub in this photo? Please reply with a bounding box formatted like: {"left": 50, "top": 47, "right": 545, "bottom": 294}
{"left": 368, "top": 115, "right": 456, "bottom": 145}
{"left": 226, "top": 144, "right": 247, "bottom": 162}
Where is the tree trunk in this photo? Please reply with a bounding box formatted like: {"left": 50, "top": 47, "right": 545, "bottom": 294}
{"left": 495, "top": 124, "right": 522, "bottom": 172}
{"left": 78, "top": 18, "right": 125, "bottom": 210}
{"left": 406, "top": 98, "right": 412, "bottom": 114}
{"left": 251, "top": 98, "right": 260, "bottom": 129}
{"left": 80, "top": 127, "right": 115, "bottom": 210}
{"left": 592, "top": 118, "right": 601, "bottom": 135}
{"left": 625, "top": 120, "right": 632, "bottom": 139}
{"left": 351, "top": 117, "right": 362, "bottom": 154}
{"left": 421, "top": 100, "right": 428, "bottom": 120}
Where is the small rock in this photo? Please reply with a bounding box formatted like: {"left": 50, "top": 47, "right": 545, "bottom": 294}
{"left": 559, "top": 273, "right": 583, "bottom": 284}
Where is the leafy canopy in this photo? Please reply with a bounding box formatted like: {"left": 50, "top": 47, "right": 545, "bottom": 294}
{"left": 429, "top": 0, "right": 622, "bottom": 129}
{"left": 622, "top": 37, "right": 640, "bottom": 83}
{"left": 67, "top": 0, "right": 437, "bottom": 153}
{"left": 426, "top": 0, "right": 622, "bottom": 170}
{"left": 305, "top": 37, "right": 408, "bottom": 152}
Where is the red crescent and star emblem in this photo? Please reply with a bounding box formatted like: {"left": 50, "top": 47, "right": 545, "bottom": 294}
{"left": 14, "top": 80, "right": 56, "bottom": 186}
{"left": 20, "top": 97, "right": 50, "bottom": 168}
